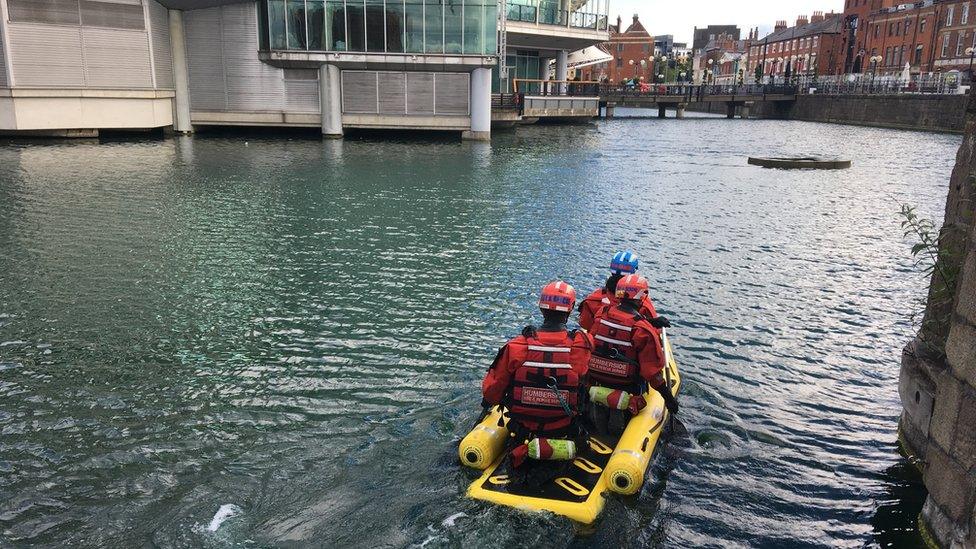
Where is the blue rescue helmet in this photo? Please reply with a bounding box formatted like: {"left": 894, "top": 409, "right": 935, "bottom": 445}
{"left": 610, "top": 251, "right": 639, "bottom": 275}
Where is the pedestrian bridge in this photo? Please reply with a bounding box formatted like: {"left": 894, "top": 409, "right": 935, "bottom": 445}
{"left": 494, "top": 81, "right": 798, "bottom": 122}
{"left": 600, "top": 83, "right": 798, "bottom": 118}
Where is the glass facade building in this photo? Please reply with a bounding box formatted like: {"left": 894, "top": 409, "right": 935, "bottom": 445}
{"left": 259, "top": 0, "right": 497, "bottom": 55}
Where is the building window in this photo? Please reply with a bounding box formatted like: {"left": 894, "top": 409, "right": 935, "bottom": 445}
{"left": 947, "top": 6, "right": 955, "bottom": 26}
{"left": 617, "top": 43, "right": 624, "bottom": 53}
{"left": 958, "top": 32, "right": 966, "bottom": 56}
{"left": 915, "top": 44, "right": 924, "bottom": 64}
{"left": 943, "top": 33, "right": 951, "bottom": 57}
{"left": 963, "top": 3, "right": 971, "bottom": 25}
{"left": 920, "top": 18, "right": 926, "bottom": 33}
{"left": 616, "top": 57, "right": 623, "bottom": 67}
{"left": 259, "top": 0, "right": 495, "bottom": 55}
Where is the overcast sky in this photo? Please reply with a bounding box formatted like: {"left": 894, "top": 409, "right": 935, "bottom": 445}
{"left": 610, "top": 0, "right": 846, "bottom": 44}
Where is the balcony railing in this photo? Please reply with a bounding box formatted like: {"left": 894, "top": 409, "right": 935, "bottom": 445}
{"left": 504, "top": 0, "right": 608, "bottom": 30}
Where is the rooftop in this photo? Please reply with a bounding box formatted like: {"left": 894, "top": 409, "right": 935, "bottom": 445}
{"left": 761, "top": 14, "right": 842, "bottom": 43}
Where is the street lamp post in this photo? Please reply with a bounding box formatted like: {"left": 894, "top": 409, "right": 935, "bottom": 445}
{"left": 869, "top": 54, "right": 883, "bottom": 92}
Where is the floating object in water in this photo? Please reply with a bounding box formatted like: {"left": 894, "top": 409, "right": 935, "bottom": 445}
{"left": 207, "top": 504, "right": 241, "bottom": 532}
{"left": 459, "top": 334, "right": 682, "bottom": 524}
{"left": 747, "top": 157, "right": 852, "bottom": 170}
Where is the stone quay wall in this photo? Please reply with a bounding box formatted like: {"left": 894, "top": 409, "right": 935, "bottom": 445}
{"left": 687, "top": 94, "right": 967, "bottom": 133}
{"left": 899, "top": 89, "right": 976, "bottom": 548}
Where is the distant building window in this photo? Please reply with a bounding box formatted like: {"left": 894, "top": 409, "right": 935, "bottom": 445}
{"left": 947, "top": 6, "right": 955, "bottom": 26}
{"left": 616, "top": 57, "right": 623, "bottom": 67}
{"left": 963, "top": 3, "right": 971, "bottom": 25}
{"left": 920, "top": 18, "right": 926, "bottom": 33}
{"left": 957, "top": 33, "right": 966, "bottom": 56}
{"left": 914, "top": 44, "right": 923, "bottom": 65}
{"left": 617, "top": 43, "right": 624, "bottom": 53}
{"left": 942, "top": 33, "right": 951, "bottom": 56}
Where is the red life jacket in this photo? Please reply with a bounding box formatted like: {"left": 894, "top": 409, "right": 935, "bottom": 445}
{"left": 506, "top": 331, "right": 584, "bottom": 437}
{"left": 588, "top": 306, "right": 653, "bottom": 394}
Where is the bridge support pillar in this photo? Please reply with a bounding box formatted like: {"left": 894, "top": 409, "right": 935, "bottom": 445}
{"left": 676, "top": 103, "right": 686, "bottom": 119}
{"left": 658, "top": 105, "right": 666, "bottom": 118}
{"left": 726, "top": 102, "right": 736, "bottom": 119}
{"left": 741, "top": 101, "right": 754, "bottom": 119}
{"left": 605, "top": 103, "right": 615, "bottom": 118}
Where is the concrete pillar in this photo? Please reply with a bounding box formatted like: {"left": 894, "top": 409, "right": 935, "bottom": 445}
{"left": 320, "top": 64, "right": 343, "bottom": 138}
{"left": 676, "top": 103, "right": 686, "bottom": 118}
{"left": 605, "top": 103, "right": 615, "bottom": 118}
{"left": 540, "top": 57, "right": 552, "bottom": 95}
{"left": 168, "top": 10, "right": 193, "bottom": 134}
{"left": 726, "top": 102, "right": 736, "bottom": 119}
{"left": 463, "top": 67, "right": 491, "bottom": 141}
{"left": 741, "top": 101, "right": 753, "bottom": 119}
{"left": 658, "top": 105, "right": 666, "bottom": 118}
{"left": 556, "top": 50, "right": 568, "bottom": 95}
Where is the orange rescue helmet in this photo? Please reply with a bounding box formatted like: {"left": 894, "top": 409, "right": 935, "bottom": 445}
{"left": 538, "top": 281, "right": 577, "bottom": 313}
{"left": 615, "top": 274, "right": 649, "bottom": 302}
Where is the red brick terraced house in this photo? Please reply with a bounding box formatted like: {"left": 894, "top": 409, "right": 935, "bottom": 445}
{"left": 747, "top": 12, "right": 845, "bottom": 79}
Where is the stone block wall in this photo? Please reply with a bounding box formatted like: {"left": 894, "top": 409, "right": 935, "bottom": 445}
{"left": 899, "top": 88, "right": 976, "bottom": 548}
{"left": 685, "top": 94, "right": 967, "bottom": 133}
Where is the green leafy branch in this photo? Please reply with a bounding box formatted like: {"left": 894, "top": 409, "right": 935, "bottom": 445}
{"left": 898, "top": 204, "right": 961, "bottom": 355}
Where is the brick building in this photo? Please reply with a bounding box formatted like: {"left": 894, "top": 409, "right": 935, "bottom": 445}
{"left": 933, "top": 1, "right": 976, "bottom": 75}
{"left": 857, "top": 0, "right": 976, "bottom": 77}
{"left": 862, "top": 1, "right": 942, "bottom": 75}
{"left": 693, "top": 25, "right": 741, "bottom": 51}
{"left": 697, "top": 30, "right": 755, "bottom": 84}
{"left": 747, "top": 12, "right": 845, "bottom": 79}
{"left": 580, "top": 14, "right": 658, "bottom": 83}
{"left": 841, "top": 0, "right": 898, "bottom": 73}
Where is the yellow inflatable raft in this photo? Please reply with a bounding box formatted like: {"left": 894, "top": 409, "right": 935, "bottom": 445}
{"left": 459, "top": 331, "right": 681, "bottom": 525}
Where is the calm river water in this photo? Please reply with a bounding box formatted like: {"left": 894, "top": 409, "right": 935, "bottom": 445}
{"left": 0, "top": 117, "right": 960, "bottom": 548}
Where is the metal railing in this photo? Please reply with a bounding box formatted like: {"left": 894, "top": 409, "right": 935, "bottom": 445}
{"left": 790, "top": 73, "right": 969, "bottom": 95}
{"left": 514, "top": 79, "right": 601, "bottom": 96}
{"left": 491, "top": 93, "right": 524, "bottom": 111}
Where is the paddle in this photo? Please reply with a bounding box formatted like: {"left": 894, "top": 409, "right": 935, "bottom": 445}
{"left": 660, "top": 327, "right": 688, "bottom": 437}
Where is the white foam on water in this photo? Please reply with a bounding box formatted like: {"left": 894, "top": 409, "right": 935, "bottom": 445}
{"left": 441, "top": 512, "right": 467, "bottom": 528}
{"left": 207, "top": 504, "right": 242, "bottom": 532}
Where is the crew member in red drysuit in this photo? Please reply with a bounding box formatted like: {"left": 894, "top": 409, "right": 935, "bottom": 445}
{"left": 482, "top": 281, "right": 594, "bottom": 441}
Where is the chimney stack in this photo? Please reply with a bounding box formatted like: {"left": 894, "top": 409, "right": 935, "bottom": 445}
{"left": 810, "top": 11, "right": 824, "bottom": 23}
{"left": 796, "top": 14, "right": 809, "bottom": 27}
{"left": 616, "top": 15, "right": 622, "bottom": 33}
{"left": 775, "top": 20, "right": 788, "bottom": 32}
